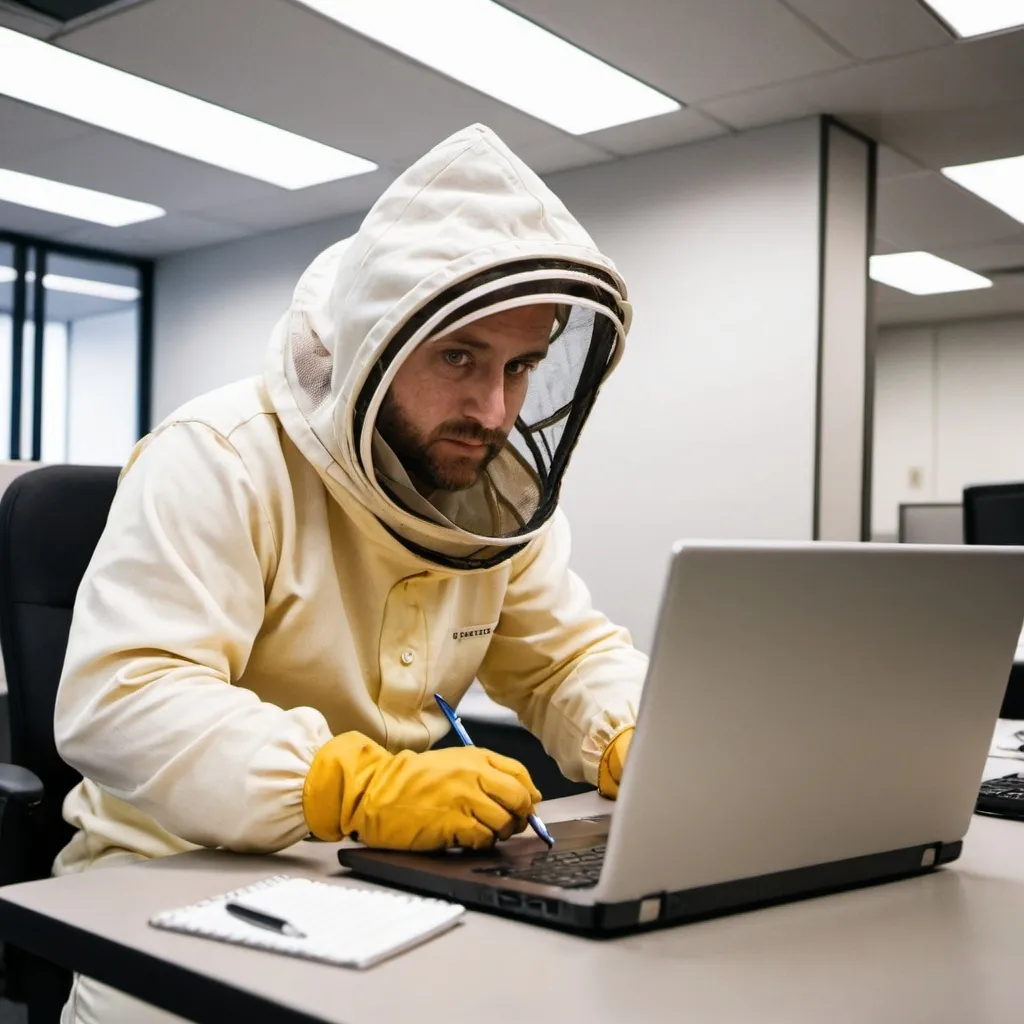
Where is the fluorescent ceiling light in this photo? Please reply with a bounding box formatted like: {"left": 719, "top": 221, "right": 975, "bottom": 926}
{"left": 919, "top": 0, "right": 1024, "bottom": 38}
{"left": 0, "top": 267, "right": 140, "bottom": 302}
{"left": 0, "top": 168, "right": 164, "bottom": 226}
{"left": 295, "top": 0, "right": 680, "bottom": 135}
{"left": 869, "top": 252, "right": 992, "bottom": 295}
{"left": 942, "top": 154, "right": 1024, "bottom": 225}
{"left": 39, "top": 274, "right": 140, "bottom": 302}
{"left": 0, "top": 27, "right": 377, "bottom": 189}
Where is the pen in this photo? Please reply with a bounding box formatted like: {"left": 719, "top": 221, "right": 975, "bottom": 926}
{"left": 434, "top": 694, "right": 555, "bottom": 848}
{"left": 225, "top": 902, "right": 306, "bottom": 939}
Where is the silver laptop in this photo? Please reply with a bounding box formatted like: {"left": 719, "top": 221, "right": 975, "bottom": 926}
{"left": 339, "top": 541, "right": 1024, "bottom": 934}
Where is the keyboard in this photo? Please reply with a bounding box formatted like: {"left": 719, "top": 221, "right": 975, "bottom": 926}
{"left": 976, "top": 773, "right": 1024, "bottom": 820}
{"left": 474, "top": 844, "right": 606, "bottom": 889}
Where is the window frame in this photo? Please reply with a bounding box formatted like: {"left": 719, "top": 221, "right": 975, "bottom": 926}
{"left": 0, "top": 228, "right": 154, "bottom": 461}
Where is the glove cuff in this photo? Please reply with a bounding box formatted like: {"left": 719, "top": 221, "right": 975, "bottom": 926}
{"left": 597, "top": 726, "right": 634, "bottom": 799}
{"left": 302, "top": 732, "right": 390, "bottom": 841}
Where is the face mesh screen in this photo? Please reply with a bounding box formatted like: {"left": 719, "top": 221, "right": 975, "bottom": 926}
{"left": 290, "top": 259, "right": 625, "bottom": 569}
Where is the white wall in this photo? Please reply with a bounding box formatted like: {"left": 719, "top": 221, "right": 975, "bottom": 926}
{"left": 872, "top": 317, "right": 1024, "bottom": 537}
{"left": 67, "top": 309, "right": 139, "bottom": 466}
{"left": 547, "top": 120, "right": 824, "bottom": 648}
{"left": 153, "top": 212, "right": 363, "bottom": 418}
{"left": 155, "top": 119, "right": 830, "bottom": 651}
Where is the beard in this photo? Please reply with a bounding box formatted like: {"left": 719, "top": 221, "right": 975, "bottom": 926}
{"left": 376, "top": 393, "right": 507, "bottom": 492}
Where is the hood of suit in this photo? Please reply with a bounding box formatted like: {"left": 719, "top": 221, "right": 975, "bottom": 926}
{"left": 264, "top": 124, "right": 631, "bottom": 571}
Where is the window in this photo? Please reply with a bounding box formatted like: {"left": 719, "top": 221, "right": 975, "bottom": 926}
{"left": 0, "top": 233, "right": 152, "bottom": 466}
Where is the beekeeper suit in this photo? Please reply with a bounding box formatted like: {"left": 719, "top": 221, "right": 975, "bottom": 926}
{"left": 54, "top": 124, "right": 646, "bottom": 1023}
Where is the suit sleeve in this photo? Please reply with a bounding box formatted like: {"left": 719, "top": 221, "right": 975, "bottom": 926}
{"left": 476, "top": 509, "right": 646, "bottom": 785}
{"left": 54, "top": 421, "right": 332, "bottom": 852}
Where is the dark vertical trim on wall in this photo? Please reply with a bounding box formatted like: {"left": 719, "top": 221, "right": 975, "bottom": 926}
{"left": 860, "top": 137, "right": 879, "bottom": 541}
{"left": 812, "top": 116, "right": 830, "bottom": 541}
{"left": 9, "top": 244, "right": 27, "bottom": 460}
{"left": 64, "top": 319, "right": 73, "bottom": 462}
{"left": 137, "top": 260, "right": 155, "bottom": 438}
{"left": 31, "top": 249, "right": 47, "bottom": 461}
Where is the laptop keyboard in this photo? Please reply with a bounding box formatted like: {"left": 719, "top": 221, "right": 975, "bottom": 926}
{"left": 474, "top": 844, "right": 606, "bottom": 890}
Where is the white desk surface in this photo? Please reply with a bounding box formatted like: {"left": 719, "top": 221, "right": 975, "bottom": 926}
{"left": 1, "top": 758, "right": 1023, "bottom": 1023}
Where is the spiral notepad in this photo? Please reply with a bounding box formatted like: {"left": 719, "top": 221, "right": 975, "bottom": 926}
{"left": 149, "top": 875, "right": 465, "bottom": 969}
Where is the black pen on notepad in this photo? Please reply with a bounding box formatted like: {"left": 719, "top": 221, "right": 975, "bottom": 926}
{"left": 225, "top": 902, "right": 306, "bottom": 939}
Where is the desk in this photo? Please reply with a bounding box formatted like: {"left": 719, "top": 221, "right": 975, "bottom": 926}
{"left": 1, "top": 764, "right": 1023, "bottom": 1024}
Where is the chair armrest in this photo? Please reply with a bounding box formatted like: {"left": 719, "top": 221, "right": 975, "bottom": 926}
{"left": 0, "top": 764, "right": 44, "bottom": 807}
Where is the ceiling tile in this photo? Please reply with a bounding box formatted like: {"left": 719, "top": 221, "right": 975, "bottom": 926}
{"left": 5, "top": 128, "right": 279, "bottom": 211}
{"left": 704, "top": 29, "right": 1024, "bottom": 139}
{"left": 872, "top": 236, "right": 904, "bottom": 255}
{"left": 936, "top": 236, "right": 1024, "bottom": 273}
{"left": 500, "top": 135, "right": 614, "bottom": 175}
{"left": 876, "top": 171, "right": 1024, "bottom": 251}
{"left": 584, "top": 109, "right": 728, "bottom": 157}
{"left": 196, "top": 169, "right": 398, "bottom": 235}
{"left": 876, "top": 144, "right": 925, "bottom": 179}
{"left": 58, "top": 212, "right": 255, "bottom": 256}
{"left": 697, "top": 90, "right": 818, "bottom": 132}
{"left": 850, "top": 99, "right": 1024, "bottom": 170}
{"left": 0, "top": 5, "right": 58, "bottom": 38}
{"left": 783, "top": 0, "right": 952, "bottom": 60}
{"left": 202, "top": 140, "right": 614, "bottom": 237}
{"left": 503, "top": 0, "right": 850, "bottom": 103}
{"left": 0, "top": 97, "right": 95, "bottom": 162}
{"left": 875, "top": 274, "right": 1024, "bottom": 327}
{"left": 57, "top": 0, "right": 609, "bottom": 169}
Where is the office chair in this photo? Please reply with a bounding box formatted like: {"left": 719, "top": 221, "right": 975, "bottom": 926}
{"left": 963, "top": 481, "right": 1024, "bottom": 720}
{"left": 0, "top": 465, "right": 120, "bottom": 1024}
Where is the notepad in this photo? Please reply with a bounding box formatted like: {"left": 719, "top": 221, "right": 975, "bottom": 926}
{"left": 149, "top": 874, "right": 465, "bottom": 969}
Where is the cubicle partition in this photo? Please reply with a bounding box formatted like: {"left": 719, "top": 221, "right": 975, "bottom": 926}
{"left": 898, "top": 503, "right": 963, "bottom": 545}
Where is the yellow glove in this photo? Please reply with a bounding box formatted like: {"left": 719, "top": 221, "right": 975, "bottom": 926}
{"left": 303, "top": 732, "right": 542, "bottom": 850}
{"left": 597, "top": 727, "right": 634, "bottom": 799}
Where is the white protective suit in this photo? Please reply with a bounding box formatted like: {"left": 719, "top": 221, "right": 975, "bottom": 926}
{"left": 53, "top": 124, "right": 647, "bottom": 1023}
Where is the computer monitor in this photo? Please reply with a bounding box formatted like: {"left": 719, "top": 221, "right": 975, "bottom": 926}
{"left": 962, "top": 483, "right": 1024, "bottom": 716}
{"left": 963, "top": 483, "right": 1024, "bottom": 547}
{"left": 898, "top": 503, "right": 963, "bottom": 545}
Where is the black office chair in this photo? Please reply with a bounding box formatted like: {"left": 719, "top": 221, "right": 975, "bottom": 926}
{"left": 0, "top": 465, "right": 120, "bottom": 1024}
{"left": 963, "top": 481, "right": 1024, "bottom": 719}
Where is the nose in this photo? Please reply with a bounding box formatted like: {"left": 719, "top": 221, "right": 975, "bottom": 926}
{"left": 465, "top": 369, "right": 507, "bottom": 431}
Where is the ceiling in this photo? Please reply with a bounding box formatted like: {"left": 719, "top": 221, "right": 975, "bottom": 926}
{"left": 0, "top": 0, "right": 1023, "bottom": 326}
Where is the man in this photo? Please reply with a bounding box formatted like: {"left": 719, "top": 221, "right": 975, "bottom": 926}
{"left": 54, "top": 124, "right": 646, "bottom": 1022}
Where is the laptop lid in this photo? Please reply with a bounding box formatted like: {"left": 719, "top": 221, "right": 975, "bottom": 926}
{"left": 595, "top": 541, "right": 1024, "bottom": 904}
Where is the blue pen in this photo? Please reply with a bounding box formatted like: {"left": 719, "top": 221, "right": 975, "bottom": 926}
{"left": 434, "top": 694, "right": 555, "bottom": 848}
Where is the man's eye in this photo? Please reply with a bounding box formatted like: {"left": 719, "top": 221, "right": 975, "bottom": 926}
{"left": 443, "top": 350, "right": 471, "bottom": 368}
{"left": 506, "top": 361, "right": 535, "bottom": 377}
